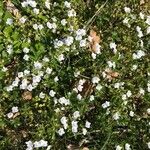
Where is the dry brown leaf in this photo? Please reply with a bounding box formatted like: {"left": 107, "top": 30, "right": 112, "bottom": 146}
{"left": 82, "top": 147, "right": 89, "bottom": 150}
{"left": 105, "top": 69, "right": 119, "bottom": 80}
{"left": 89, "top": 29, "right": 101, "bottom": 53}
{"left": 5, "top": 0, "right": 21, "bottom": 19}
{"left": 140, "top": 0, "right": 145, "bottom": 5}
{"left": 22, "top": 91, "right": 32, "bottom": 101}
{"left": 13, "top": 112, "right": 20, "bottom": 119}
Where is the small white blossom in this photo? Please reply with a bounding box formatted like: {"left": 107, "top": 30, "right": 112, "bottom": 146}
{"left": 110, "top": 42, "right": 117, "bottom": 53}
{"left": 124, "top": 7, "right": 131, "bottom": 13}
{"left": 49, "top": 90, "right": 56, "bottom": 97}
{"left": 6, "top": 18, "right": 13, "bottom": 25}
{"left": 61, "top": 19, "right": 67, "bottom": 26}
{"left": 39, "top": 92, "right": 45, "bottom": 99}
{"left": 92, "top": 76, "right": 100, "bottom": 84}
{"left": 125, "top": 143, "right": 131, "bottom": 150}
{"left": 113, "top": 112, "right": 120, "bottom": 120}
{"left": 23, "top": 54, "right": 29, "bottom": 61}
{"left": 33, "top": 8, "right": 39, "bottom": 14}
{"left": 68, "top": 9, "right": 76, "bottom": 17}
{"left": 58, "top": 128, "right": 65, "bottom": 136}
{"left": 7, "top": 112, "right": 13, "bottom": 119}
{"left": 19, "top": 17, "right": 26, "bottom": 24}
{"left": 64, "top": 1, "right": 71, "bottom": 8}
{"left": 85, "top": 121, "right": 91, "bottom": 128}
{"left": 73, "top": 111, "right": 80, "bottom": 119}
{"left": 23, "top": 47, "right": 30, "bottom": 53}
{"left": 34, "top": 61, "right": 42, "bottom": 70}
{"left": 129, "top": 111, "right": 134, "bottom": 117}
{"left": 147, "top": 108, "right": 150, "bottom": 114}
{"left": 116, "top": 145, "right": 122, "bottom": 150}
{"left": 102, "top": 101, "right": 110, "bottom": 109}
{"left": 12, "top": 106, "right": 19, "bottom": 113}
{"left": 46, "top": 67, "right": 52, "bottom": 74}
{"left": 147, "top": 142, "right": 150, "bottom": 149}
{"left": 82, "top": 128, "right": 87, "bottom": 135}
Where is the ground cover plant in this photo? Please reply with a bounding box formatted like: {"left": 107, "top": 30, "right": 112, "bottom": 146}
{"left": 0, "top": 0, "right": 150, "bottom": 149}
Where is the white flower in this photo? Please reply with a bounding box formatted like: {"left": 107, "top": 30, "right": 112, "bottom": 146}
{"left": 58, "top": 54, "right": 65, "bottom": 62}
{"left": 6, "top": 18, "right": 13, "bottom": 25}
{"left": 72, "top": 120, "right": 78, "bottom": 133}
{"left": 65, "top": 36, "right": 74, "bottom": 46}
{"left": 146, "top": 16, "right": 150, "bottom": 25}
{"left": 77, "top": 84, "right": 83, "bottom": 92}
{"left": 2, "top": 67, "right": 8, "bottom": 72}
{"left": 129, "top": 111, "right": 134, "bottom": 117}
{"left": 54, "top": 76, "right": 59, "bottom": 82}
{"left": 85, "top": 121, "right": 91, "bottom": 128}
{"left": 39, "top": 92, "right": 45, "bottom": 99}
{"left": 73, "top": 111, "right": 80, "bottom": 119}
{"left": 124, "top": 7, "right": 131, "bottom": 13}
{"left": 6, "top": 45, "right": 13, "bottom": 54}
{"left": 38, "top": 24, "right": 44, "bottom": 30}
{"left": 33, "top": 8, "right": 39, "bottom": 14}
{"left": 110, "top": 42, "right": 117, "bottom": 53}
{"left": 139, "top": 88, "right": 145, "bottom": 95}
{"left": 92, "top": 76, "right": 100, "bottom": 84}
{"left": 49, "top": 90, "right": 56, "bottom": 97}
{"left": 46, "top": 67, "right": 52, "bottom": 74}
{"left": 28, "top": 1, "right": 37, "bottom": 8}
{"left": 77, "top": 94, "right": 82, "bottom": 100}
{"left": 26, "top": 141, "right": 33, "bottom": 150}
{"left": 23, "top": 54, "right": 29, "bottom": 61}
{"left": 68, "top": 9, "right": 76, "bottom": 17}
{"left": 64, "top": 1, "right": 71, "bottom": 8}
{"left": 21, "top": 1, "right": 28, "bottom": 7}
{"left": 12, "top": 106, "right": 18, "bottom": 113}
{"left": 47, "top": 22, "right": 53, "bottom": 29}
{"left": 6, "top": 85, "right": 13, "bottom": 91}
{"left": 58, "top": 97, "right": 70, "bottom": 105}
{"left": 116, "top": 145, "right": 122, "bottom": 150}
{"left": 91, "top": 52, "right": 96, "bottom": 59}
{"left": 23, "top": 47, "right": 30, "bottom": 53}
{"left": 32, "top": 75, "right": 41, "bottom": 83}
{"left": 19, "top": 17, "right": 26, "bottom": 23}
{"left": 147, "top": 142, "right": 150, "bottom": 149}
{"left": 34, "top": 140, "right": 48, "bottom": 148}
{"left": 60, "top": 116, "right": 68, "bottom": 129}
{"left": 43, "top": 57, "right": 49, "bottom": 62}
{"left": 89, "top": 95, "right": 94, "bottom": 101}
{"left": 58, "top": 128, "right": 65, "bottom": 136}
{"left": 126, "top": 90, "right": 132, "bottom": 97}
{"left": 80, "top": 39, "right": 86, "bottom": 47}
{"left": 139, "top": 12, "right": 144, "bottom": 19}
{"left": 27, "top": 84, "right": 34, "bottom": 91}
{"left": 33, "top": 24, "right": 38, "bottom": 30}
{"left": 132, "top": 65, "right": 138, "bottom": 70}
{"left": 34, "top": 61, "right": 42, "bottom": 70}
{"left": 96, "top": 84, "right": 102, "bottom": 91}
{"left": 20, "top": 78, "right": 28, "bottom": 89}
{"left": 45, "top": 0, "right": 51, "bottom": 9}
{"left": 24, "top": 70, "right": 30, "bottom": 75}
{"left": 147, "top": 26, "right": 150, "bottom": 34}
{"left": 125, "top": 143, "right": 131, "bottom": 150}
{"left": 102, "top": 101, "right": 110, "bottom": 109}
{"left": 123, "top": 18, "right": 130, "bottom": 28}
{"left": 147, "top": 108, "right": 150, "bottom": 114}
{"left": 122, "top": 94, "right": 127, "bottom": 100}
{"left": 82, "top": 128, "right": 87, "bottom": 135}
{"left": 107, "top": 61, "right": 116, "bottom": 68}
{"left": 61, "top": 19, "right": 67, "bottom": 26}
{"left": 7, "top": 112, "right": 13, "bottom": 118}
{"left": 76, "top": 29, "right": 86, "bottom": 36}
{"left": 113, "top": 112, "right": 120, "bottom": 120}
